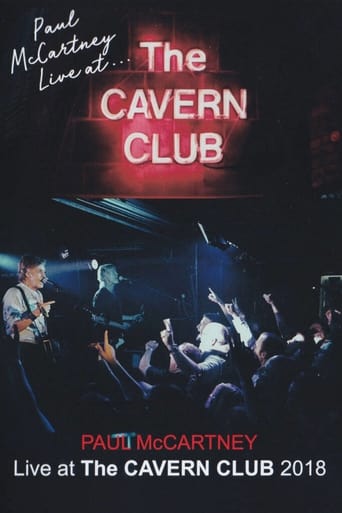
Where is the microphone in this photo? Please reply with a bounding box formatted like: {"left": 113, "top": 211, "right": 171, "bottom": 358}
{"left": 43, "top": 278, "right": 62, "bottom": 291}
{"left": 118, "top": 275, "right": 132, "bottom": 284}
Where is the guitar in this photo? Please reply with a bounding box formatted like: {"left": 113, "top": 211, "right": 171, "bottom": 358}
{"left": 80, "top": 305, "right": 144, "bottom": 332}
{"left": 91, "top": 313, "right": 132, "bottom": 331}
{"left": 88, "top": 305, "right": 144, "bottom": 350}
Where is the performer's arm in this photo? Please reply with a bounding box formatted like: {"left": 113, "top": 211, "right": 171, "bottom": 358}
{"left": 3, "top": 288, "right": 53, "bottom": 335}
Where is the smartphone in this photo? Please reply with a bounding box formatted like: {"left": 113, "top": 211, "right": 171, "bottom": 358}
{"left": 163, "top": 318, "right": 172, "bottom": 332}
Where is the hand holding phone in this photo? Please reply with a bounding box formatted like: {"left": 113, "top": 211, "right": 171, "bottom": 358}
{"left": 162, "top": 318, "right": 175, "bottom": 348}
{"left": 163, "top": 318, "right": 172, "bottom": 332}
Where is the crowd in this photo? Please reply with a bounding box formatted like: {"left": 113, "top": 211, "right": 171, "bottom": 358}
{"left": 1, "top": 255, "right": 342, "bottom": 457}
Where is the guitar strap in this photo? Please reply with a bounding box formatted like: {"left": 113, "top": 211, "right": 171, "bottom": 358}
{"left": 14, "top": 285, "right": 53, "bottom": 356}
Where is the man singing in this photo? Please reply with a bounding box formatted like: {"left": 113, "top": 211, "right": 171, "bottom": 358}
{"left": 2, "top": 254, "right": 56, "bottom": 412}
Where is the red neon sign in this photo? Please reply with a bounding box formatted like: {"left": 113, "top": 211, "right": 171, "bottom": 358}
{"left": 96, "top": 38, "right": 249, "bottom": 167}
{"left": 57, "top": 12, "right": 257, "bottom": 197}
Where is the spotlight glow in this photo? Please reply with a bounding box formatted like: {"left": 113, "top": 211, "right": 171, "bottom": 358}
{"left": 0, "top": 254, "right": 21, "bottom": 274}
{"left": 90, "top": 258, "right": 99, "bottom": 270}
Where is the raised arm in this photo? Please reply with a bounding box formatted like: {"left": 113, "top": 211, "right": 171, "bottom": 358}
{"left": 160, "top": 327, "right": 201, "bottom": 376}
{"left": 208, "top": 287, "right": 255, "bottom": 348}
{"left": 226, "top": 299, "right": 255, "bottom": 348}
{"left": 138, "top": 340, "right": 159, "bottom": 377}
{"left": 95, "top": 330, "right": 145, "bottom": 401}
{"left": 262, "top": 293, "right": 292, "bottom": 340}
{"left": 208, "top": 288, "right": 230, "bottom": 321}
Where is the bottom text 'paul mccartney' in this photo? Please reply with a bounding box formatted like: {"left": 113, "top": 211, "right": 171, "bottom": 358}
{"left": 80, "top": 433, "right": 259, "bottom": 451}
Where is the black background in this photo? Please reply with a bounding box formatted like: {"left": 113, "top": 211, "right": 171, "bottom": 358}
{"left": 1, "top": 2, "right": 342, "bottom": 513}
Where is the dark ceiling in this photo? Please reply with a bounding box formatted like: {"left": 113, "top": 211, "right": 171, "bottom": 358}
{"left": 0, "top": 196, "right": 341, "bottom": 275}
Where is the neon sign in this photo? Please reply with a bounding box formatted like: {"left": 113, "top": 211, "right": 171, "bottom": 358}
{"left": 98, "top": 39, "right": 249, "bottom": 168}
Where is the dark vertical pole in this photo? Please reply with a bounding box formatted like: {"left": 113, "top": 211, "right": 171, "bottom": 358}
{"left": 193, "top": 242, "right": 199, "bottom": 323}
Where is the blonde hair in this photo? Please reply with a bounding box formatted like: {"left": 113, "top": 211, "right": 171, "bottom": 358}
{"left": 97, "top": 264, "right": 117, "bottom": 286}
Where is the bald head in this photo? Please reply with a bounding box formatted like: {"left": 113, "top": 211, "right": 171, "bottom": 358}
{"left": 199, "top": 322, "right": 230, "bottom": 354}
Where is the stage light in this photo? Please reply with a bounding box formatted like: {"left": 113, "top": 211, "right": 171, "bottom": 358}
{"left": 0, "top": 254, "right": 21, "bottom": 277}
{"left": 89, "top": 258, "right": 99, "bottom": 270}
{"left": 59, "top": 247, "right": 70, "bottom": 260}
{"left": 197, "top": 222, "right": 237, "bottom": 251}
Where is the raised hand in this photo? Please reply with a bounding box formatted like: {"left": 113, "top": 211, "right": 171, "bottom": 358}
{"left": 208, "top": 287, "right": 224, "bottom": 305}
{"left": 160, "top": 328, "right": 173, "bottom": 349}
{"left": 232, "top": 297, "right": 245, "bottom": 319}
{"left": 38, "top": 300, "right": 56, "bottom": 317}
{"left": 145, "top": 340, "right": 159, "bottom": 351}
{"left": 95, "top": 329, "right": 116, "bottom": 365}
{"left": 224, "top": 303, "right": 236, "bottom": 317}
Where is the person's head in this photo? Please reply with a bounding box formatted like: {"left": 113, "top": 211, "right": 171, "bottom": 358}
{"left": 97, "top": 264, "right": 120, "bottom": 288}
{"left": 308, "top": 322, "right": 327, "bottom": 345}
{"left": 199, "top": 322, "right": 230, "bottom": 354}
{"left": 168, "top": 342, "right": 202, "bottom": 373}
{"left": 196, "top": 313, "right": 222, "bottom": 343}
{"left": 18, "top": 255, "right": 47, "bottom": 290}
{"left": 196, "top": 312, "right": 220, "bottom": 335}
{"left": 254, "top": 331, "right": 285, "bottom": 365}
